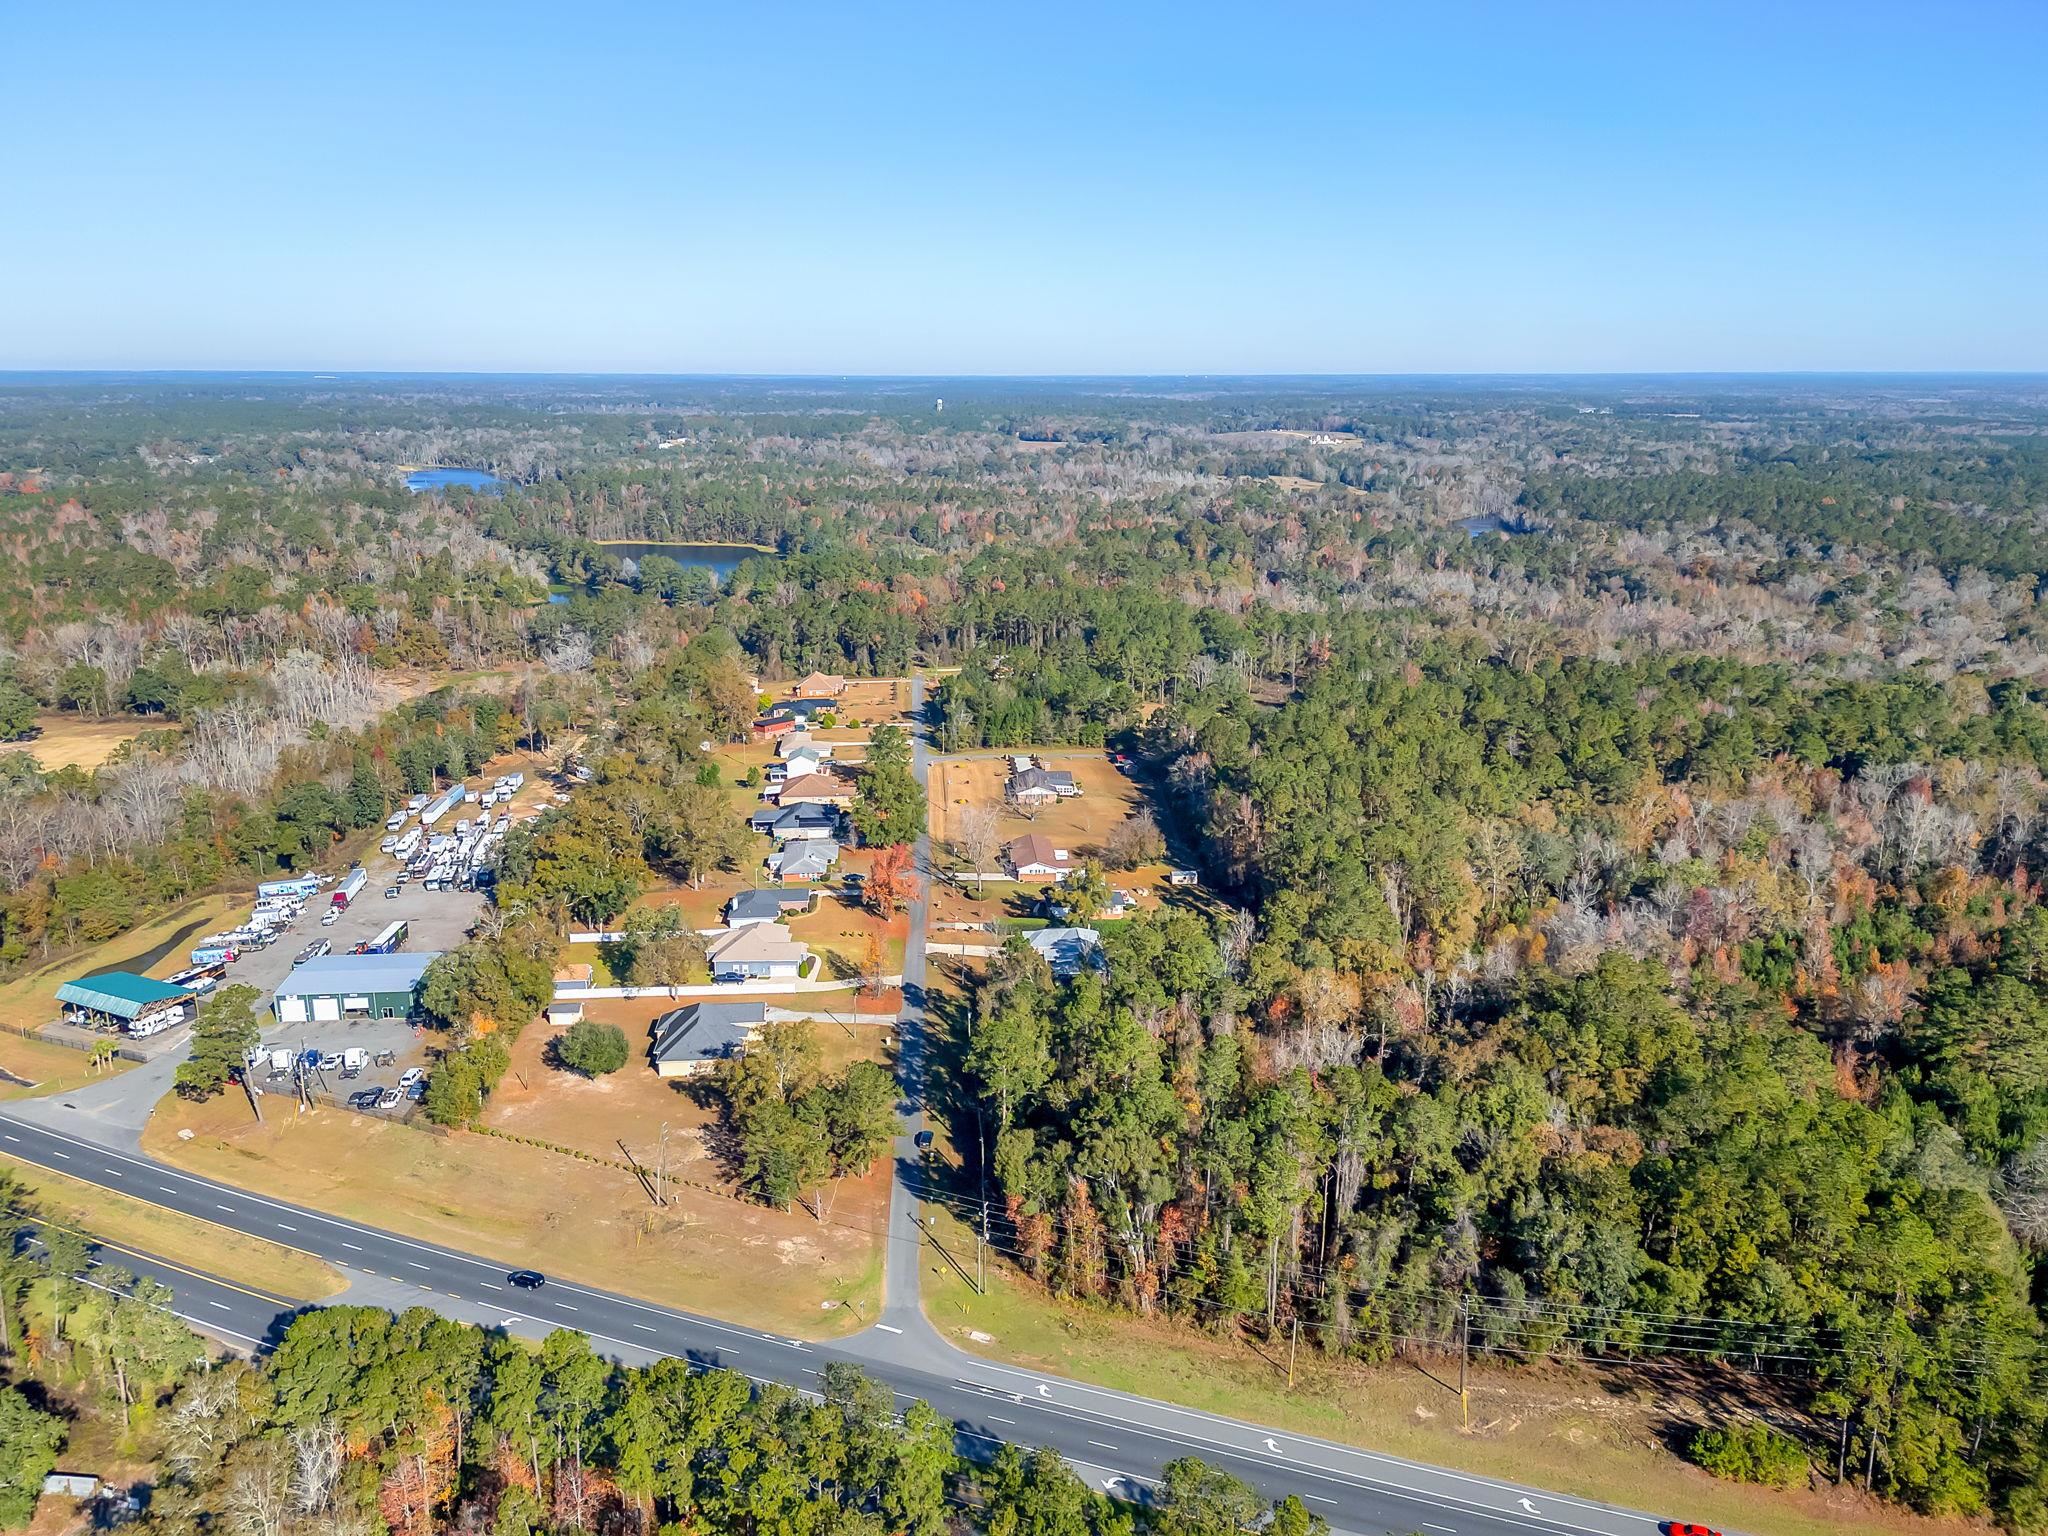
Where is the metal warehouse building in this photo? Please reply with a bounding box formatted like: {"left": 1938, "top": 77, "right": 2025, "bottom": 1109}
{"left": 273, "top": 952, "right": 441, "bottom": 1023}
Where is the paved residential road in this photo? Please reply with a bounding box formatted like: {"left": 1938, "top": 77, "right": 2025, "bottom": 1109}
{"left": 0, "top": 680, "right": 1689, "bottom": 1536}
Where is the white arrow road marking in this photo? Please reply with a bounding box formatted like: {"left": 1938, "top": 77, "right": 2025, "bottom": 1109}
{"left": 1263, "top": 1437, "right": 1283, "bottom": 1454}
{"left": 1036, "top": 1383, "right": 1051, "bottom": 1397}
{"left": 1518, "top": 1498, "right": 1541, "bottom": 1515}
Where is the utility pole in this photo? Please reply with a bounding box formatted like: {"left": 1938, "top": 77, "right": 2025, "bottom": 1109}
{"left": 1458, "top": 1295, "right": 1471, "bottom": 1431}
{"left": 656, "top": 1121, "right": 670, "bottom": 1207}
{"left": 1288, "top": 1317, "right": 1300, "bottom": 1388}
{"left": 978, "top": 1198, "right": 989, "bottom": 1293}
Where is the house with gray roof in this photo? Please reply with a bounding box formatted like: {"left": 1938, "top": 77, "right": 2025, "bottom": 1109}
{"left": 649, "top": 1001, "right": 766, "bottom": 1078}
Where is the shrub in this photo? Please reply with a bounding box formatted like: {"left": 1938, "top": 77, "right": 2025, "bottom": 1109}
{"left": 1689, "top": 1420, "right": 1809, "bottom": 1488}
{"left": 558, "top": 1019, "right": 630, "bottom": 1077}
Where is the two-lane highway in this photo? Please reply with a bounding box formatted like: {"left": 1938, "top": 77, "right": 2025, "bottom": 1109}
{"left": 2, "top": 1112, "right": 1669, "bottom": 1536}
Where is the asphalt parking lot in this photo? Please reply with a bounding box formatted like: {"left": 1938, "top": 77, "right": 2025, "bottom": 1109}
{"left": 212, "top": 873, "right": 483, "bottom": 1001}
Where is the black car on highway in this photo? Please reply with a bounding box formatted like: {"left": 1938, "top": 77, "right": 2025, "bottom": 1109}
{"left": 507, "top": 1270, "right": 546, "bottom": 1289}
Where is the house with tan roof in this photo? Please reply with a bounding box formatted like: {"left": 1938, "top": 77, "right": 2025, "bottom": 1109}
{"left": 793, "top": 671, "right": 846, "bottom": 697}
{"left": 774, "top": 770, "right": 856, "bottom": 809}
{"left": 1006, "top": 833, "right": 1075, "bottom": 883}
{"left": 705, "top": 923, "right": 813, "bottom": 982}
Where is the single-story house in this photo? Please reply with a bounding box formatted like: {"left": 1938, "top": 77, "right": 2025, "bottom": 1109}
{"left": 775, "top": 770, "right": 856, "bottom": 809}
{"left": 726, "top": 888, "right": 819, "bottom": 926}
{"left": 1028, "top": 927, "right": 1104, "bottom": 979}
{"left": 769, "top": 839, "right": 839, "bottom": 883}
{"left": 776, "top": 731, "right": 832, "bottom": 761}
{"left": 547, "top": 964, "right": 594, "bottom": 1026}
{"left": 273, "top": 952, "right": 441, "bottom": 1023}
{"left": 1008, "top": 765, "right": 1078, "bottom": 805}
{"left": 650, "top": 1001, "right": 766, "bottom": 1078}
{"left": 705, "top": 923, "right": 812, "bottom": 982}
{"left": 1039, "top": 887, "right": 1138, "bottom": 923}
{"left": 1007, "top": 834, "right": 1075, "bottom": 883}
{"left": 758, "top": 698, "right": 833, "bottom": 728}
{"left": 751, "top": 803, "right": 842, "bottom": 842}
{"left": 793, "top": 671, "right": 847, "bottom": 697}
{"left": 56, "top": 972, "right": 194, "bottom": 1036}
{"left": 752, "top": 716, "right": 798, "bottom": 738}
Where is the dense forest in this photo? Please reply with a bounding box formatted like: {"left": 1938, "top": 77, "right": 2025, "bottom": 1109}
{"left": 4, "top": 374, "right": 2048, "bottom": 1528}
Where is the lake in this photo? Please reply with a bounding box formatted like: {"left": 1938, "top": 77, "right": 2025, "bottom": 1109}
{"left": 598, "top": 540, "right": 773, "bottom": 586}
{"left": 406, "top": 467, "right": 504, "bottom": 494}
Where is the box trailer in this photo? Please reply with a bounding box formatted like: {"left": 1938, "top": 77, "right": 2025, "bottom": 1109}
{"left": 420, "top": 783, "right": 464, "bottom": 827}
{"left": 258, "top": 876, "right": 321, "bottom": 900}
{"left": 330, "top": 867, "right": 369, "bottom": 908}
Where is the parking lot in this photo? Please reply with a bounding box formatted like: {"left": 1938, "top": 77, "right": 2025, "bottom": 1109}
{"left": 210, "top": 874, "right": 483, "bottom": 1002}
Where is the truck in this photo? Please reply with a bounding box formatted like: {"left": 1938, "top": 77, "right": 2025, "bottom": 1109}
{"left": 331, "top": 867, "right": 368, "bottom": 908}
{"left": 419, "top": 783, "right": 464, "bottom": 827}
{"left": 268, "top": 1048, "right": 292, "bottom": 1077}
{"left": 341, "top": 1047, "right": 368, "bottom": 1076}
{"left": 258, "top": 876, "right": 321, "bottom": 900}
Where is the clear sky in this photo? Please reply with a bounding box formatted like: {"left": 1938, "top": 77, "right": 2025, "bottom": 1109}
{"left": 5, "top": 1, "right": 2043, "bottom": 373}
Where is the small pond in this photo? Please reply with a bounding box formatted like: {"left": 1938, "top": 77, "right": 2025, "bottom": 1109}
{"left": 405, "top": 467, "right": 504, "bottom": 494}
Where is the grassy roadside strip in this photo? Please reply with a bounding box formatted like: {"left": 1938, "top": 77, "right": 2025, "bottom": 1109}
{"left": 914, "top": 1205, "right": 1964, "bottom": 1536}
{"left": 3, "top": 1156, "right": 348, "bottom": 1302}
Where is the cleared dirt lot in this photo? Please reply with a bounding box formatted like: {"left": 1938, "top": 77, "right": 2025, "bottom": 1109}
{"left": 929, "top": 751, "right": 1146, "bottom": 852}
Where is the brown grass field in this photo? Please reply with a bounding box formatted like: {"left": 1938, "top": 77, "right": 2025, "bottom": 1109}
{"left": 0, "top": 713, "right": 174, "bottom": 771}
{"left": 145, "top": 1061, "right": 886, "bottom": 1336}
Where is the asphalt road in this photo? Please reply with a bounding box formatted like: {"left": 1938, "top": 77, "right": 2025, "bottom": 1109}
{"left": 3, "top": 1116, "right": 1680, "bottom": 1536}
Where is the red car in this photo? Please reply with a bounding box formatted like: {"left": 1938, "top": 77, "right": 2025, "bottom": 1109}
{"left": 1661, "top": 1523, "right": 1723, "bottom": 1536}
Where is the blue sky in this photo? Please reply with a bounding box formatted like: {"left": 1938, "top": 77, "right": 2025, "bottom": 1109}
{"left": 5, "top": 1, "right": 2043, "bottom": 372}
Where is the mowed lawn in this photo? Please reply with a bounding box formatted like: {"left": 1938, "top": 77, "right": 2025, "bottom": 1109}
{"left": 0, "top": 1031, "right": 131, "bottom": 1102}
{"left": 144, "top": 1025, "right": 891, "bottom": 1337}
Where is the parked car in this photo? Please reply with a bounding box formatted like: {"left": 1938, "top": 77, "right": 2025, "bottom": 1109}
{"left": 348, "top": 1089, "right": 381, "bottom": 1109}
{"left": 507, "top": 1270, "right": 546, "bottom": 1289}
{"left": 405, "top": 1080, "right": 426, "bottom": 1102}
{"left": 376, "top": 1087, "right": 402, "bottom": 1109}
{"left": 398, "top": 1067, "right": 424, "bottom": 1088}
{"left": 316, "top": 1052, "right": 343, "bottom": 1072}
{"left": 320, "top": 910, "right": 340, "bottom": 926}
{"left": 383, "top": 886, "right": 401, "bottom": 899}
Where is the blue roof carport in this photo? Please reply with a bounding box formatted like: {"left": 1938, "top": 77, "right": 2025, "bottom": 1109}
{"left": 55, "top": 971, "right": 193, "bottom": 1030}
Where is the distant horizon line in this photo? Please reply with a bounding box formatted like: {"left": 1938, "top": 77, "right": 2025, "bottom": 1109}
{"left": 2, "top": 367, "right": 2045, "bottom": 383}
